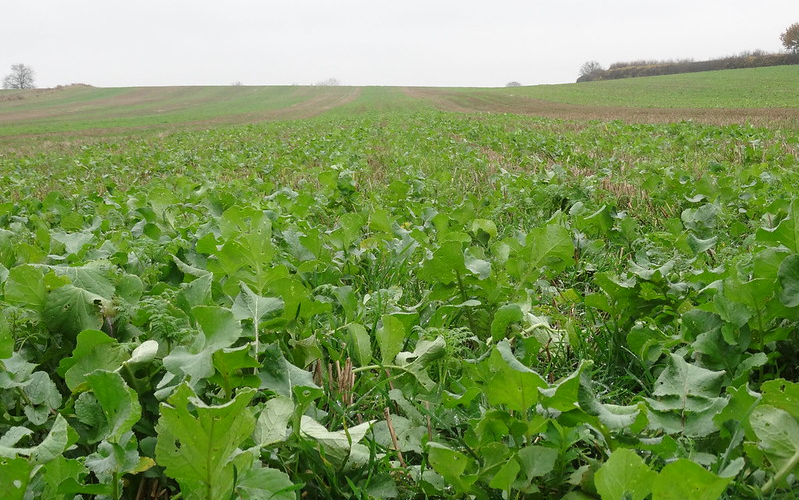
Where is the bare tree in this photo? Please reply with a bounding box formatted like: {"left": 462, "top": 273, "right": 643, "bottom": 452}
{"left": 316, "top": 77, "right": 341, "bottom": 86}
{"left": 578, "top": 61, "right": 603, "bottom": 79}
{"left": 2, "top": 63, "right": 36, "bottom": 89}
{"left": 505, "top": 81, "right": 521, "bottom": 87}
{"left": 781, "top": 22, "right": 799, "bottom": 54}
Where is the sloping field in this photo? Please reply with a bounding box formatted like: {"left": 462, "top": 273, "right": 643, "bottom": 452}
{"left": 0, "top": 85, "right": 361, "bottom": 137}
{"left": 406, "top": 66, "right": 799, "bottom": 126}
{"left": 501, "top": 65, "right": 799, "bottom": 108}
{"left": 2, "top": 65, "right": 798, "bottom": 142}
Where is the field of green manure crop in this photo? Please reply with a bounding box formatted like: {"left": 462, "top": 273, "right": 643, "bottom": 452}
{"left": 1, "top": 107, "right": 799, "bottom": 499}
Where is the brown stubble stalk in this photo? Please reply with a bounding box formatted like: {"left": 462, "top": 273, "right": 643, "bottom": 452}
{"left": 383, "top": 407, "right": 407, "bottom": 468}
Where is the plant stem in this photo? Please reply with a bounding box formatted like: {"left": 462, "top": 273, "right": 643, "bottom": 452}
{"left": 352, "top": 364, "right": 405, "bottom": 374}
{"left": 112, "top": 472, "right": 119, "bottom": 500}
{"left": 455, "top": 270, "right": 478, "bottom": 334}
{"left": 761, "top": 449, "right": 799, "bottom": 496}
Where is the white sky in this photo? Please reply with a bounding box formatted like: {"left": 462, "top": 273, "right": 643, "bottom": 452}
{"left": 2, "top": 0, "right": 797, "bottom": 88}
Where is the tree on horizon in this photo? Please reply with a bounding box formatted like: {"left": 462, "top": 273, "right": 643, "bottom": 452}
{"left": 2, "top": 63, "right": 36, "bottom": 89}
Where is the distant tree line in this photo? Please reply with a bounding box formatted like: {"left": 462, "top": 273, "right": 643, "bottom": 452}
{"left": 579, "top": 22, "right": 799, "bottom": 82}
{"left": 577, "top": 51, "right": 799, "bottom": 82}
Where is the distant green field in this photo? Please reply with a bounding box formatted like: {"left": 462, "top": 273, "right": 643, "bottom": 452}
{"left": 495, "top": 65, "right": 799, "bottom": 108}
{"left": 1, "top": 65, "right": 798, "bottom": 142}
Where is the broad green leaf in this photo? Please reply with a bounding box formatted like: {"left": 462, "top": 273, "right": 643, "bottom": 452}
{"left": 514, "top": 445, "right": 558, "bottom": 487}
{"left": 148, "top": 185, "right": 178, "bottom": 217}
{"left": 645, "top": 354, "right": 727, "bottom": 437}
{"left": 347, "top": 323, "right": 372, "bottom": 367}
{"left": 211, "top": 345, "right": 260, "bottom": 396}
{"left": 749, "top": 405, "right": 799, "bottom": 490}
{"left": 373, "top": 414, "right": 426, "bottom": 454}
{"left": 394, "top": 336, "right": 447, "bottom": 391}
{"left": 761, "top": 379, "right": 799, "bottom": 419}
{"left": 253, "top": 397, "right": 294, "bottom": 447}
{"left": 50, "top": 231, "right": 94, "bottom": 256}
{"left": 470, "top": 218, "right": 498, "bottom": 242}
{"left": 376, "top": 314, "right": 406, "bottom": 365}
{"left": 117, "top": 273, "right": 143, "bottom": 304}
{"left": 258, "top": 343, "right": 319, "bottom": 398}
{"left": 579, "top": 369, "right": 646, "bottom": 431}
{"left": 44, "top": 284, "right": 107, "bottom": 338}
{"left": 723, "top": 277, "right": 774, "bottom": 326}
{"left": 4, "top": 264, "right": 46, "bottom": 312}
{"left": 49, "top": 262, "right": 116, "bottom": 298}
{"left": 57, "top": 330, "right": 128, "bottom": 391}
{"left": 651, "top": 459, "right": 731, "bottom": 500}
{"left": 525, "top": 223, "right": 574, "bottom": 276}
{"left": 0, "top": 457, "right": 31, "bottom": 500}
{"left": 23, "top": 371, "right": 61, "bottom": 409}
{"left": 39, "top": 456, "right": 86, "bottom": 499}
{"left": 418, "top": 241, "right": 466, "bottom": 285}
{"left": 192, "top": 305, "right": 242, "bottom": 351}
{"left": 580, "top": 204, "right": 613, "bottom": 234}
{"left": 713, "top": 384, "right": 760, "bottom": 439}
{"left": 176, "top": 273, "right": 213, "bottom": 312}
{"left": 155, "top": 384, "right": 256, "bottom": 500}
{"left": 652, "top": 353, "right": 725, "bottom": 400}
{"left": 163, "top": 306, "right": 242, "bottom": 382}
{"left": 162, "top": 346, "right": 214, "bottom": 382}
{"left": 22, "top": 372, "right": 62, "bottom": 426}
{"left": 426, "top": 442, "right": 478, "bottom": 493}
{"left": 300, "top": 416, "right": 373, "bottom": 467}
{"left": 0, "top": 427, "right": 33, "bottom": 449}
{"left": 235, "top": 467, "right": 298, "bottom": 500}
{"left": 489, "top": 456, "right": 521, "bottom": 491}
{"left": 85, "top": 370, "right": 142, "bottom": 443}
{"left": 681, "top": 204, "right": 719, "bottom": 233}
{"left": 386, "top": 388, "right": 424, "bottom": 423}
{"left": 712, "top": 292, "right": 751, "bottom": 328}
{"left": 484, "top": 341, "right": 546, "bottom": 412}
{"left": 777, "top": 254, "right": 799, "bottom": 307}
{"left": 687, "top": 233, "right": 717, "bottom": 254}
{"left": 681, "top": 309, "right": 723, "bottom": 342}
{"left": 365, "top": 473, "right": 399, "bottom": 499}
{"left": 0, "top": 414, "right": 71, "bottom": 464}
{"left": 595, "top": 448, "right": 656, "bottom": 500}
{"left": 648, "top": 397, "right": 728, "bottom": 437}
{"left": 562, "top": 492, "right": 597, "bottom": 500}
{"left": 756, "top": 201, "right": 799, "bottom": 252}
{"left": 173, "top": 255, "right": 212, "bottom": 278}
{"left": 490, "top": 303, "right": 523, "bottom": 342}
{"left": 0, "top": 353, "right": 36, "bottom": 390}
{"left": 753, "top": 246, "right": 791, "bottom": 281}
{"left": 0, "top": 329, "right": 11, "bottom": 360}
{"left": 231, "top": 282, "right": 284, "bottom": 325}
{"left": 85, "top": 438, "right": 143, "bottom": 486}
{"left": 464, "top": 250, "right": 491, "bottom": 279}
{"left": 539, "top": 360, "right": 592, "bottom": 412}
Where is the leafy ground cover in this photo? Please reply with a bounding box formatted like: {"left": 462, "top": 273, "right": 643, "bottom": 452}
{"left": 1, "top": 78, "right": 799, "bottom": 499}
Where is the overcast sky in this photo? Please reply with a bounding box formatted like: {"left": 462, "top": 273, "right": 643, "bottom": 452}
{"left": 2, "top": 0, "right": 796, "bottom": 88}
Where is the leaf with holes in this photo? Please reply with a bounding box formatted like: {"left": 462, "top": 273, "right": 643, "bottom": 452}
{"left": 155, "top": 384, "right": 256, "bottom": 500}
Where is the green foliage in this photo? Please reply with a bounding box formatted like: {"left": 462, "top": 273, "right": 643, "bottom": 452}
{"left": 155, "top": 384, "right": 258, "bottom": 500}
{"left": 0, "top": 108, "right": 799, "bottom": 498}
